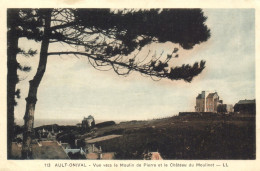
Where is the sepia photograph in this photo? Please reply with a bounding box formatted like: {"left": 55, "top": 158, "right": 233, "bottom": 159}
{"left": 6, "top": 7, "right": 256, "bottom": 162}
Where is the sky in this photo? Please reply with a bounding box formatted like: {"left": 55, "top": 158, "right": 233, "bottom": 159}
{"left": 15, "top": 9, "right": 255, "bottom": 125}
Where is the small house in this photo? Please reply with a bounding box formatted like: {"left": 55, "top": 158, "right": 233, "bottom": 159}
{"left": 234, "top": 99, "right": 256, "bottom": 114}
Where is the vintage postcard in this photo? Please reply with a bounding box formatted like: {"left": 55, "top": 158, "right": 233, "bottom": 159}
{"left": 0, "top": 0, "right": 259, "bottom": 171}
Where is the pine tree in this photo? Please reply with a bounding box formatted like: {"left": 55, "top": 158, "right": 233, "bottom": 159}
{"left": 8, "top": 8, "right": 210, "bottom": 159}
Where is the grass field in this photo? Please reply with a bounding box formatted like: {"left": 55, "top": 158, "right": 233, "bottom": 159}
{"left": 91, "top": 114, "right": 255, "bottom": 159}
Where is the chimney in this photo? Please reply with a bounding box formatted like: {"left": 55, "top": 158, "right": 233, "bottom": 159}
{"left": 202, "top": 91, "right": 205, "bottom": 98}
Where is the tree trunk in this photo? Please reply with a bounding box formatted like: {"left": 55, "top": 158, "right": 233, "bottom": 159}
{"left": 7, "top": 10, "right": 20, "bottom": 159}
{"left": 21, "top": 9, "right": 52, "bottom": 159}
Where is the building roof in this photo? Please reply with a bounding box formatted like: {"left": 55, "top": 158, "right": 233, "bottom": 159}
{"left": 207, "top": 93, "right": 218, "bottom": 98}
{"left": 11, "top": 141, "right": 69, "bottom": 159}
{"left": 85, "top": 135, "right": 122, "bottom": 144}
{"left": 86, "top": 152, "right": 115, "bottom": 160}
{"left": 237, "top": 99, "right": 255, "bottom": 105}
{"left": 150, "top": 152, "right": 163, "bottom": 160}
{"left": 144, "top": 152, "right": 163, "bottom": 160}
{"left": 32, "top": 141, "right": 69, "bottom": 159}
{"left": 61, "top": 142, "right": 71, "bottom": 149}
{"left": 196, "top": 94, "right": 203, "bottom": 99}
{"left": 84, "top": 115, "right": 94, "bottom": 120}
{"left": 86, "top": 152, "right": 99, "bottom": 159}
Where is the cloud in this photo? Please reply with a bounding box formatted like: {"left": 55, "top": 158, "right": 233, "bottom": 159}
{"left": 14, "top": 9, "right": 255, "bottom": 124}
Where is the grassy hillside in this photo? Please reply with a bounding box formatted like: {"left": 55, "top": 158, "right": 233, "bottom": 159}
{"left": 92, "top": 114, "right": 255, "bottom": 159}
